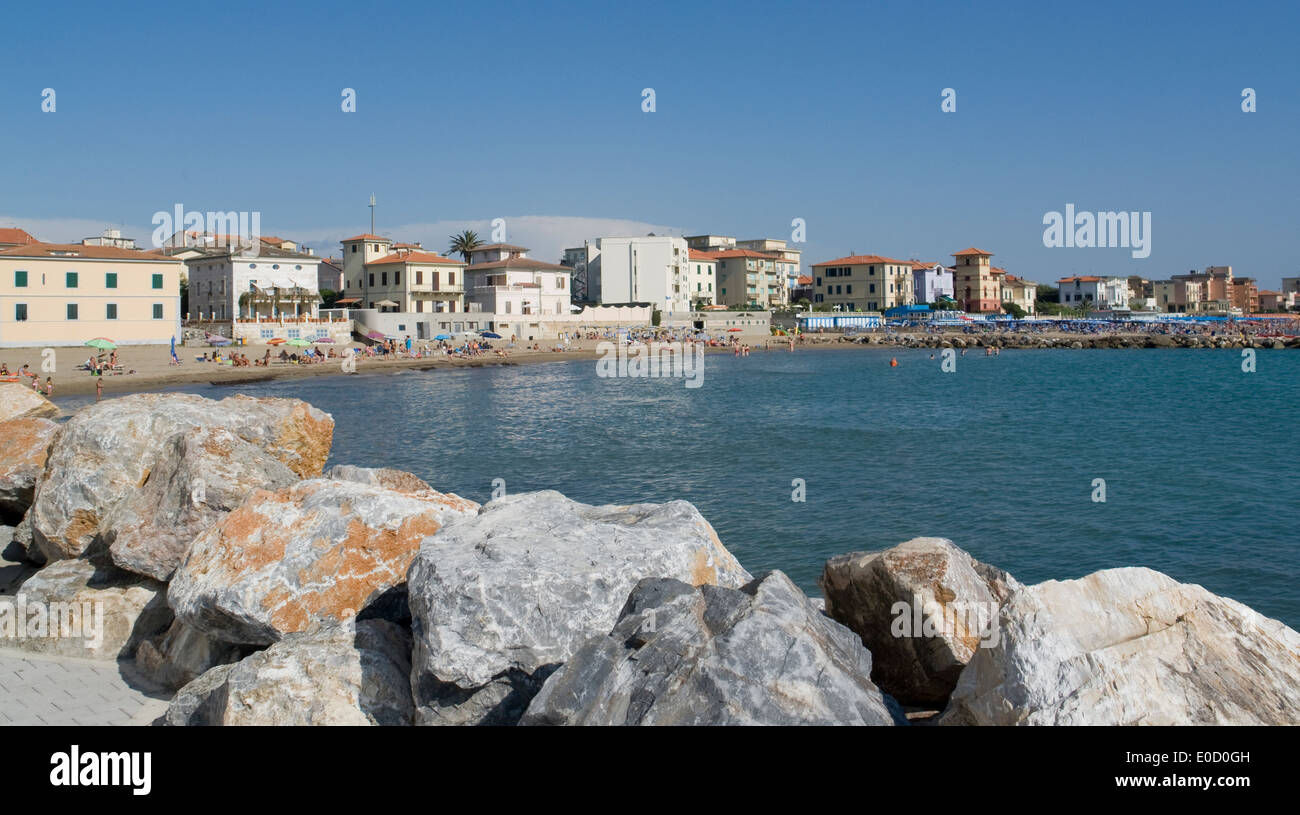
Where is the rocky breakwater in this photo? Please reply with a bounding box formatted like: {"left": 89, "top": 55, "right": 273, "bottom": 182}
{"left": 844, "top": 332, "right": 1300, "bottom": 351}
{"left": 5, "top": 390, "right": 1297, "bottom": 725}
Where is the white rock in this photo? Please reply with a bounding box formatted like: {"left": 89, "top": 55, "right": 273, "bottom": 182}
{"left": 939, "top": 567, "right": 1300, "bottom": 725}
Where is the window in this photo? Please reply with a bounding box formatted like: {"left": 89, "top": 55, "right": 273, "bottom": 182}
{"left": 14, "top": 271, "right": 28, "bottom": 287}
{"left": 415, "top": 300, "right": 423, "bottom": 312}
{"left": 105, "top": 272, "right": 118, "bottom": 288}
{"left": 394, "top": 271, "right": 400, "bottom": 285}
{"left": 15, "top": 303, "right": 27, "bottom": 321}
{"left": 152, "top": 273, "right": 163, "bottom": 289}
{"left": 416, "top": 271, "right": 423, "bottom": 285}
{"left": 351, "top": 245, "right": 357, "bottom": 253}
{"left": 66, "top": 303, "right": 78, "bottom": 320}
{"left": 261, "top": 328, "right": 273, "bottom": 339}
{"left": 381, "top": 272, "right": 388, "bottom": 285}
{"left": 432, "top": 272, "right": 440, "bottom": 289}
{"left": 152, "top": 303, "right": 163, "bottom": 319}
{"left": 106, "top": 303, "right": 118, "bottom": 320}
{"left": 66, "top": 272, "right": 78, "bottom": 288}
{"left": 369, "top": 274, "right": 375, "bottom": 286}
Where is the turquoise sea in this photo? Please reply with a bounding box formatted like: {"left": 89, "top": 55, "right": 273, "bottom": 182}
{"left": 55, "top": 347, "right": 1300, "bottom": 626}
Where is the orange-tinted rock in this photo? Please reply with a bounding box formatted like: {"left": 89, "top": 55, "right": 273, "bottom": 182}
{"left": 168, "top": 479, "right": 478, "bottom": 645}
{"left": 0, "top": 416, "right": 58, "bottom": 518}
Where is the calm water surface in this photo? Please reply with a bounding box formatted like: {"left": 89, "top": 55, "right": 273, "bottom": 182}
{"left": 56, "top": 347, "right": 1300, "bottom": 626}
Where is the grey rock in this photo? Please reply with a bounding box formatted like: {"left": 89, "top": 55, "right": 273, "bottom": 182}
{"left": 326, "top": 465, "right": 433, "bottom": 494}
{"left": 105, "top": 427, "right": 299, "bottom": 581}
{"left": 134, "top": 619, "right": 249, "bottom": 690}
{"left": 407, "top": 490, "right": 752, "bottom": 725}
{"left": 939, "top": 567, "right": 1300, "bottom": 725}
{"left": 164, "top": 620, "right": 414, "bottom": 726}
{"left": 820, "top": 537, "right": 1020, "bottom": 706}
{"left": 5, "top": 557, "right": 172, "bottom": 660}
{"left": 169, "top": 478, "right": 478, "bottom": 646}
{"left": 27, "top": 393, "right": 333, "bottom": 562}
{"left": 522, "top": 571, "right": 906, "bottom": 726}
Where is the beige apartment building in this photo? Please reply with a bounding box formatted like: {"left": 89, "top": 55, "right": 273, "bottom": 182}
{"left": 1000, "top": 274, "right": 1038, "bottom": 315}
{"left": 0, "top": 243, "right": 183, "bottom": 347}
{"left": 713, "top": 249, "right": 787, "bottom": 308}
{"left": 810, "top": 254, "right": 915, "bottom": 312}
{"left": 339, "top": 235, "right": 465, "bottom": 313}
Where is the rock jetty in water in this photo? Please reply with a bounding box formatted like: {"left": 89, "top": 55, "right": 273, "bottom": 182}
{"left": 3, "top": 391, "right": 1295, "bottom": 726}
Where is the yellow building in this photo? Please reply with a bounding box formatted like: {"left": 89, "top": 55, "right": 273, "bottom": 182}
{"left": 0, "top": 243, "right": 183, "bottom": 347}
{"left": 810, "top": 254, "right": 915, "bottom": 312}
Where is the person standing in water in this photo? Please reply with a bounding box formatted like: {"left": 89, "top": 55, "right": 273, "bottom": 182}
{"left": 96, "top": 376, "right": 103, "bottom": 401}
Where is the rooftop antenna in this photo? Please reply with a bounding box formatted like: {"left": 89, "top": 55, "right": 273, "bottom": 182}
{"left": 369, "top": 194, "right": 376, "bottom": 235}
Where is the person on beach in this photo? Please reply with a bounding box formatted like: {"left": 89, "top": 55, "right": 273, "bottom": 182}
{"left": 44, "top": 377, "right": 53, "bottom": 396}
{"left": 95, "top": 376, "right": 103, "bottom": 401}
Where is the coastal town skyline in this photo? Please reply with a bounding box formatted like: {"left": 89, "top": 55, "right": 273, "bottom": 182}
{"left": 2, "top": 1, "right": 1297, "bottom": 289}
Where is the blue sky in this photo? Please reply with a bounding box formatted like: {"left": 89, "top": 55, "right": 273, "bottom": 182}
{"left": 1, "top": 0, "right": 1296, "bottom": 287}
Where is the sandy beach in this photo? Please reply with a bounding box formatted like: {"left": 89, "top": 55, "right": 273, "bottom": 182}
{"left": 3, "top": 327, "right": 1286, "bottom": 398}
{"left": 0, "top": 336, "right": 785, "bottom": 398}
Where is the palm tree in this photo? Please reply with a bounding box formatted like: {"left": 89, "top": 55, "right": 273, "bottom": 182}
{"left": 448, "top": 230, "right": 484, "bottom": 263}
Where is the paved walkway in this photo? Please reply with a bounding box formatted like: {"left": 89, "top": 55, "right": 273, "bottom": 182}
{"left": 0, "top": 648, "right": 172, "bottom": 726}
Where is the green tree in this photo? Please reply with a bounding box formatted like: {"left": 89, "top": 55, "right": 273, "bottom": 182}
{"left": 448, "top": 230, "right": 484, "bottom": 264}
{"left": 1002, "top": 301, "right": 1027, "bottom": 319}
{"left": 651, "top": 308, "right": 662, "bottom": 326}
{"left": 320, "top": 288, "right": 340, "bottom": 308}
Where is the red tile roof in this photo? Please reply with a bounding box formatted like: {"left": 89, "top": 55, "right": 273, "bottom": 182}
{"left": 1058, "top": 275, "right": 1103, "bottom": 283}
{"left": 797, "top": 275, "right": 813, "bottom": 285}
{"left": 811, "top": 254, "right": 909, "bottom": 267}
{"left": 0, "top": 242, "right": 179, "bottom": 262}
{"left": 688, "top": 249, "right": 719, "bottom": 261}
{"left": 952, "top": 247, "right": 993, "bottom": 256}
{"left": 368, "top": 251, "right": 463, "bottom": 266}
{"left": 0, "top": 228, "right": 38, "bottom": 245}
{"left": 466, "top": 258, "right": 570, "bottom": 272}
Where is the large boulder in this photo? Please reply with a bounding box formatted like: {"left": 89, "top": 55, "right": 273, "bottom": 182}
{"left": 326, "top": 464, "right": 432, "bottom": 494}
{"left": 939, "top": 567, "right": 1300, "bottom": 725}
{"left": 820, "top": 537, "right": 1020, "bottom": 706}
{"left": 0, "top": 382, "right": 59, "bottom": 422}
{"left": 134, "top": 619, "right": 250, "bottom": 690}
{"left": 0, "top": 525, "right": 36, "bottom": 595}
{"left": 407, "top": 490, "right": 752, "bottom": 725}
{"left": 169, "top": 479, "right": 478, "bottom": 646}
{"left": 26, "top": 393, "right": 333, "bottom": 563}
{"left": 0, "top": 417, "right": 59, "bottom": 520}
{"left": 4, "top": 557, "right": 172, "bottom": 660}
{"left": 164, "top": 620, "right": 413, "bottom": 726}
{"left": 522, "top": 571, "right": 906, "bottom": 726}
{"left": 105, "top": 427, "right": 299, "bottom": 581}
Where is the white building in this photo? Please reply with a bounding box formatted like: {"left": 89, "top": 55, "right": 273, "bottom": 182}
{"left": 464, "top": 244, "right": 572, "bottom": 318}
{"left": 687, "top": 249, "right": 717, "bottom": 306}
{"left": 1057, "top": 275, "right": 1131, "bottom": 309}
{"left": 82, "top": 228, "right": 138, "bottom": 250}
{"left": 587, "top": 235, "right": 691, "bottom": 316}
{"left": 911, "top": 262, "right": 954, "bottom": 303}
{"left": 185, "top": 247, "right": 322, "bottom": 320}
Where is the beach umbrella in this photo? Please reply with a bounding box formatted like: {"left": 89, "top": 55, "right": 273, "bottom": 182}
{"left": 286, "top": 338, "right": 311, "bottom": 347}
{"left": 479, "top": 331, "right": 502, "bottom": 339}
{"left": 267, "top": 337, "right": 286, "bottom": 345}
{"left": 209, "top": 337, "right": 232, "bottom": 346}
{"left": 366, "top": 331, "right": 386, "bottom": 340}
{"left": 727, "top": 328, "right": 743, "bottom": 332}
{"left": 313, "top": 337, "right": 335, "bottom": 343}
{"left": 434, "top": 334, "right": 452, "bottom": 340}
{"left": 84, "top": 337, "right": 117, "bottom": 350}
